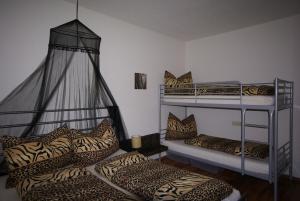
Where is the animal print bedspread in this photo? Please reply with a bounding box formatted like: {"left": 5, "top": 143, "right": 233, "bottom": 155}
{"left": 16, "top": 167, "right": 135, "bottom": 201}
{"left": 165, "top": 84, "right": 274, "bottom": 96}
{"left": 184, "top": 134, "right": 269, "bottom": 160}
{"left": 95, "top": 152, "right": 233, "bottom": 201}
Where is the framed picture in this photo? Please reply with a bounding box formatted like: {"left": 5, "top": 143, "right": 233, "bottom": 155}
{"left": 134, "top": 73, "right": 147, "bottom": 89}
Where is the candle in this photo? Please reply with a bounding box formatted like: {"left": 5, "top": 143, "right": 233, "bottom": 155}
{"left": 131, "top": 135, "right": 142, "bottom": 149}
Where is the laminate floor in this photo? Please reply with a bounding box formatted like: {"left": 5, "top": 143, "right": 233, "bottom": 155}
{"left": 161, "top": 157, "right": 300, "bottom": 201}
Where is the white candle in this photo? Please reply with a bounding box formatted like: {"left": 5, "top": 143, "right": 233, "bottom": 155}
{"left": 131, "top": 135, "right": 142, "bottom": 149}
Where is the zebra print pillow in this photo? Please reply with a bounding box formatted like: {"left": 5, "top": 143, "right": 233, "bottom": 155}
{"left": 2, "top": 125, "right": 73, "bottom": 188}
{"left": 164, "top": 71, "right": 193, "bottom": 94}
{"left": 71, "top": 120, "right": 119, "bottom": 166}
{"left": 165, "top": 112, "right": 198, "bottom": 140}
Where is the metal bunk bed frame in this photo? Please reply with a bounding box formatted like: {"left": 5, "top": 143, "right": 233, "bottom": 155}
{"left": 159, "top": 78, "right": 293, "bottom": 201}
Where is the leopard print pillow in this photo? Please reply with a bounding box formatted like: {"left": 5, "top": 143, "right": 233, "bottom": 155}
{"left": 71, "top": 119, "right": 119, "bottom": 166}
{"left": 164, "top": 71, "right": 193, "bottom": 94}
{"left": 165, "top": 113, "right": 197, "bottom": 140}
{"left": 1, "top": 125, "right": 73, "bottom": 188}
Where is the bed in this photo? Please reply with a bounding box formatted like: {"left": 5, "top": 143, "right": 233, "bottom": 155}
{"left": 95, "top": 151, "right": 241, "bottom": 201}
{"left": 160, "top": 73, "right": 294, "bottom": 201}
{"left": 163, "top": 94, "right": 275, "bottom": 105}
{"left": 162, "top": 82, "right": 278, "bottom": 106}
{"left": 162, "top": 71, "right": 279, "bottom": 106}
{"left": 0, "top": 119, "right": 242, "bottom": 201}
{"left": 162, "top": 139, "right": 269, "bottom": 178}
{"left": 0, "top": 151, "right": 241, "bottom": 201}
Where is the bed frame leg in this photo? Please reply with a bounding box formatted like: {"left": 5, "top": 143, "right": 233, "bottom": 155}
{"left": 241, "top": 108, "right": 246, "bottom": 176}
{"left": 274, "top": 175, "right": 278, "bottom": 201}
{"left": 289, "top": 106, "right": 293, "bottom": 181}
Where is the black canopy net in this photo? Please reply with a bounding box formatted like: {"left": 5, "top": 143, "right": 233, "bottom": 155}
{"left": 0, "top": 19, "right": 126, "bottom": 142}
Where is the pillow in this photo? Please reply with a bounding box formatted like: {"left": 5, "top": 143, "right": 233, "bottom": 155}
{"left": 71, "top": 119, "right": 119, "bottom": 166}
{"left": 165, "top": 112, "right": 197, "bottom": 140}
{"left": 95, "top": 151, "right": 148, "bottom": 180}
{"left": 1, "top": 125, "right": 73, "bottom": 188}
{"left": 164, "top": 71, "right": 193, "bottom": 94}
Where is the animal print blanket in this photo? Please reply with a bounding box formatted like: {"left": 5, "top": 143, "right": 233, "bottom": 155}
{"left": 165, "top": 84, "right": 274, "bottom": 96}
{"left": 95, "top": 152, "right": 233, "bottom": 201}
{"left": 16, "top": 166, "right": 135, "bottom": 201}
{"left": 184, "top": 134, "right": 269, "bottom": 160}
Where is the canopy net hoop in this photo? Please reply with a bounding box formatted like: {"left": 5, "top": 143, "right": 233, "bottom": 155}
{"left": 0, "top": 19, "right": 126, "bottom": 142}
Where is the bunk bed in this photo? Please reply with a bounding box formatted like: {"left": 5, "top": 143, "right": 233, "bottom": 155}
{"left": 159, "top": 78, "right": 294, "bottom": 201}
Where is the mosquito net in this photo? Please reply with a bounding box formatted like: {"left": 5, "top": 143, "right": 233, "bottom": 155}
{"left": 0, "top": 19, "right": 126, "bottom": 141}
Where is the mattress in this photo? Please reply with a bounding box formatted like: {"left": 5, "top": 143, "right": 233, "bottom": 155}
{"left": 0, "top": 149, "right": 241, "bottom": 201}
{"left": 162, "top": 139, "right": 269, "bottom": 176}
{"left": 163, "top": 95, "right": 274, "bottom": 105}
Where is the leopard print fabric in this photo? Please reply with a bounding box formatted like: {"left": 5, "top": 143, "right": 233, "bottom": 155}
{"left": 176, "top": 179, "right": 233, "bottom": 201}
{"left": 96, "top": 152, "right": 233, "bottom": 201}
{"left": 195, "top": 85, "right": 274, "bottom": 96}
{"left": 16, "top": 167, "right": 90, "bottom": 197}
{"left": 164, "top": 71, "right": 194, "bottom": 95}
{"left": 185, "top": 134, "right": 269, "bottom": 159}
{"left": 2, "top": 126, "right": 73, "bottom": 188}
{"left": 0, "top": 135, "right": 36, "bottom": 149}
{"left": 154, "top": 173, "right": 232, "bottom": 201}
{"left": 89, "top": 118, "right": 113, "bottom": 137}
{"left": 154, "top": 172, "right": 211, "bottom": 200}
{"left": 71, "top": 120, "right": 119, "bottom": 166}
{"left": 18, "top": 169, "right": 136, "bottom": 201}
{"left": 242, "top": 85, "right": 274, "bottom": 96}
{"left": 95, "top": 151, "right": 148, "bottom": 180}
{"left": 165, "top": 112, "right": 197, "bottom": 140}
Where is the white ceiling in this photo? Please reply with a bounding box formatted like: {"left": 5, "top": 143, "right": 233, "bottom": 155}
{"left": 65, "top": 0, "right": 300, "bottom": 41}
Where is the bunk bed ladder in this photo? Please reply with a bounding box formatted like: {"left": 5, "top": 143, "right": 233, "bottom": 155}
{"left": 240, "top": 82, "right": 246, "bottom": 176}
{"left": 241, "top": 108, "right": 246, "bottom": 175}
{"left": 268, "top": 109, "right": 274, "bottom": 184}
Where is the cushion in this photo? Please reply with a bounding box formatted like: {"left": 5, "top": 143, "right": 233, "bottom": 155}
{"left": 164, "top": 71, "right": 193, "bottom": 94}
{"left": 1, "top": 125, "right": 73, "bottom": 188}
{"left": 71, "top": 119, "right": 119, "bottom": 166}
{"left": 165, "top": 113, "right": 197, "bottom": 140}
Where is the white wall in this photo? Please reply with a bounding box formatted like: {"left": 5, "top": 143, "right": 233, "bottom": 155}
{"left": 185, "top": 15, "right": 300, "bottom": 177}
{"left": 0, "top": 0, "right": 185, "bottom": 137}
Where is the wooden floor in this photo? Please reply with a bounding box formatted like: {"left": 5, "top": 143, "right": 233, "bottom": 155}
{"left": 161, "top": 157, "right": 300, "bottom": 201}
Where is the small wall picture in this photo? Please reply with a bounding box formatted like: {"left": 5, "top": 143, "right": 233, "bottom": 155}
{"left": 134, "top": 73, "right": 147, "bottom": 89}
